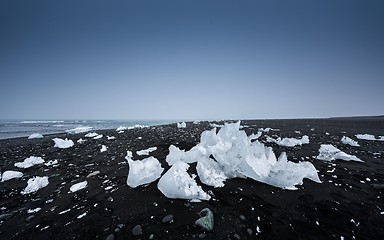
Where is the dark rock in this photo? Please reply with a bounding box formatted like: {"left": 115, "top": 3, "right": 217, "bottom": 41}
{"left": 132, "top": 224, "right": 142, "bottom": 236}
{"left": 162, "top": 214, "right": 174, "bottom": 223}
{"left": 247, "top": 228, "right": 253, "bottom": 236}
{"left": 25, "top": 215, "right": 35, "bottom": 222}
{"left": 234, "top": 233, "right": 241, "bottom": 239}
{"left": 106, "top": 234, "right": 114, "bottom": 240}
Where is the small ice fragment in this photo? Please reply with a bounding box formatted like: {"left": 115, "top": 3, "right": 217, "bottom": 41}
{"left": 27, "top": 208, "right": 41, "bottom": 214}
{"left": 100, "top": 145, "right": 107, "bottom": 152}
{"left": 69, "top": 181, "right": 87, "bottom": 193}
{"left": 45, "top": 160, "right": 58, "bottom": 166}
{"left": 21, "top": 176, "right": 49, "bottom": 194}
{"left": 65, "top": 126, "right": 93, "bottom": 134}
{"left": 77, "top": 212, "right": 87, "bottom": 219}
{"left": 93, "top": 134, "right": 103, "bottom": 140}
{"left": 53, "top": 138, "right": 74, "bottom": 149}
{"left": 28, "top": 133, "right": 43, "bottom": 139}
{"left": 177, "top": 122, "right": 186, "bottom": 128}
{"left": 15, "top": 156, "right": 45, "bottom": 168}
{"left": 341, "top": 136, "right": 360, "bottom": 147}
{"left": 85, "top": 132, "right": 99, "bottom": 138}
{"left": 1, "top": 170, "right": 23, "bottom": 182}
{"left": 77, "top": 138, "right": 86, "bottom": 144}
{"left": 316, "top": 144, "right": 362, "bottom": 162}
{"left": 107, "top": 136, "right": 116, "bottom": 140}
{"left": 136, "top": 147, "right": 157, "bottom": 156}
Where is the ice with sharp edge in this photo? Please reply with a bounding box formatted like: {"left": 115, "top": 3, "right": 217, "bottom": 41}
{"left": 341, "top": 136, "right": 360, "bottom": 147}
{"left": 21, "top": 176, "right": 49, "bottom": 194}
{"left": 126, "top": 151, "right": 164, "bottom": 188}
{"left": 317, "top": 144, "right": 363, "bottom": 162}
{"left": 28, "top": 133, "right": 43, "bottom": 139}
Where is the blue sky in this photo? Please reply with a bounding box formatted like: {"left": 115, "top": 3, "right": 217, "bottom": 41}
{"left": 1, "top": 0, "right": 383, "bottom": 120}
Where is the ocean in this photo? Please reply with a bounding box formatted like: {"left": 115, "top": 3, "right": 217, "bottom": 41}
{"left": 0, "top": 120, "right": 172, "bottom": 140}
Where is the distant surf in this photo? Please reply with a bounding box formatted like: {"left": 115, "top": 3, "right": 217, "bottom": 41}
{"left": 0, "top": 120, "right": 171, "bottom": 139}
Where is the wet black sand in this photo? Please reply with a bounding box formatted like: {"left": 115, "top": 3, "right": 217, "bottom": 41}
{"left": 1, "top": 117, "right": 384, "bottom": 240}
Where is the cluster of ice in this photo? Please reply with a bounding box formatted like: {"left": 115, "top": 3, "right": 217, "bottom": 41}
{"left": 153, "top": 121, "right": 320, "bottom": 200}
{"left": 1, "top": 170, "right": 23, "bottom": 182}
{"left": 341, "top": 136, "right": 360, "bottom": 147}
{"left": 356, "top": 134, "right": 384, "bottom": 141}
{"left": 316, "top": 144, "right": 363, "bottom": 162}
{"left": 65, "top": 126, "right": 93, "bottom": 134}
{"left": 85, "top": 132, "right": 99, "bottom": 138}
{"left": 53, "top": 138, "right": 74, "bottom": 149}
{"left": 158, "top": 161, "right": 211, "bottom": 200}
{"left": 137, "top": 147, "right": 157, "bottom": 156}
{"left": 126, "top": 151, "right": 164, "bottom": 188}
{"left": 177, "top": 122, "right": 187, "bottom": 128}
{"left": 44, "top": 160, "right": 59, "bottom": 167}
{"left": 248, "top": 131, "right": 262, "bottom": 141}
{"left": 15, "top": 156, "right": 45, "bottom": 168}
{"left": 116, "top": 126, "right": 127, "bottom": 131}
{"left": 28, "top": 133, "right": 43, "bottom": 139}
{"left": 21, "top": 176, "right": 49, "bottom": 195}
{"left": 267, "top": 135, "right": 310, "bottom": 147}
{"left": 70, "top": 181, "right": 88, "bottom": 193}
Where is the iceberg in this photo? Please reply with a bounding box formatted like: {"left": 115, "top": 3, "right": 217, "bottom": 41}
{"left": 341, "top": 136, "right": 360, "bottom": 147}
{"left": 1, "top": 170, "right": 23, "bottom": 182}
{"left": 21, "top": 176, "right": 49, "bottom": 194}
{"left": 15, "top": 156, "right": 45, "bottom": 168}
{"left": 266, "top": 135, "right": 310, "bottom": 147}
{"left": 158, "top": 161, "right": 211, "bottom": 200}
{"left": 316, "top": 144, "right": 363, "bottom": 162}
{"left": 28, "top": 133, "right": 43, "bottom": 139}
{"left": 136, "top": 147, "right": 157, "bottom": 156}
{"left": 126, "top": 151, "right": 164, "bottom": 188}
{"left": 69, "top": 181, "right": 88, "bottom": 193}
{"left": 177, "top": 122, "right": 187, "bottom": 128}
{"left": 65, "top": 126, "right": 93, "bottom": 134}
{"left": 53, "top": 138, "right": 74, "bottom": 149}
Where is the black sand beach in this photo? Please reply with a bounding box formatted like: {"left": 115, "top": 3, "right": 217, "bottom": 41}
{"left": 1, "top": 118, "right": 384, "bottom": 240}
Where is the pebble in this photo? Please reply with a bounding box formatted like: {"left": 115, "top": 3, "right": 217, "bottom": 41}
{"left": 162, "top": 214, "right": 174, "bottom": 223}
{"left": 25, "top": 215, "right": 35, "bottom": 222}
{"left": 132, "top": 224, "right": 142, "bottom": 236}
{"left": 234, "top": 233, "right": 241, "bottom": 239}
{"left": 106, "top": 234, "right": 114, "bottom": 240}
{"left": 247, "top": 228, "right": 253, "bottom": 236}
{"left": 198, "top": 233, "right": 206, "bottom": 238}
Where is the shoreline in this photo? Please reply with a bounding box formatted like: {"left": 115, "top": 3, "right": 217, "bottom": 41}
{"left": 1, "top": 118, "right": 384, "bottom": 239}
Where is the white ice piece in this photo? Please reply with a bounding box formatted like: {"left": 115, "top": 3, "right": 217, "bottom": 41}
{"left": 116, "top": 126, "right": 127, "bottom": 131}
{"left": 100, "top": 145, "right": 107, "bottom": 152}
{"left": 70, "top": 181, "right": 88, "bottom": 193}
{"left": 158, "top": 161, "right": 211, "bottom": 200}
{"left": 85, "top": 132, "right": 99, "bottom": 138}
{"left": 44, "top": 160, "right": 59, "bottom": 166}
{"left": 28, "top": 133, "right": 43, "bottom": 139}
{"left": 15, "top": 156, "right": 45, "bottom": 168}
{"left": 93, "top": 134, "right": 103, "bottom": 140}
{"left": 341, "top": 136, "right": 360, "bottom": 147}
{"left": 356, "top": 134, "right": 384, "bottom": 141}
{"left": 177, "top": 122, "right": 187, "bottom": 128}
{"left": 53, "top": 138, "right": 74, "bottom": 149}
{"left": 21, "top": 176, "right": 49, "bottom": 195}
{"left": 317, "top": 144, "right": 363, "bottom": 162}
{"left": 267, "top": 135, "right": 309, "bottom": 147}
{"left": 107, "top": 136, "right": 116, "bottom": 140}
{"left": 165, "top": 145, "right": 206, "bottom": 166}
{"left": 126, "top": 151, "right": 164, "bottom": 188}
{"left": 196, "top": 157, "right": 227, "bottom": 188}
{"left": 1, "top": 170, "right": 23, "bottom": 182}
{"left": 77, "top": 138, "right": 86, "bottom": 144}
{"left": 136, "top": 147, "right": 157, "bottom": 156}
{"left": 65, "top": 126, "right": 93, "bottom": 134}
{"left": 27, "top": 208, "right": 41, "bottom": 213}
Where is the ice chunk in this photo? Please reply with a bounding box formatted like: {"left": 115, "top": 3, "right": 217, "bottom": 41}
{"left": 69, "top": 181, "right": 88, "bottom": 193}
{"left": 21, "top": 176, "right": 49, "bottom": 194}
{"left": 15, "top": 156, "right": 45, "bottom": 168}
{"left": 44, "top": 160, "right": 58, "bottom": 166}
{"left": 27, "top": 208, "right": 41, "bottom": 213}
{"left": 93, "top": 134, "right": 103, "bottom": 140}
{"left": 116, "top": 126, "right": 127, "bottom": 131}
{"left": 107, "top": 136, "right": 116, "bottom": 140}
{"left": 196, "top": 157, "right": 227, "bottom": 188}
{"left": 28, "top": 133, "right": 43, "bottom": 139}
{"left": 317, "top": 144, "right": 363, "bottom": 162}
{"left": 177, "top": 122, "right": 186, "bottom": 128}
{"left": 341, "top": 136, "right": 360, "bottom": 147}
{"left": 158, "top": 161, "right": 211, "bottom": 200}
{"left": 100, "top": 145, "right": 107, "bottom": 152}
{"left": 1, "top": 170, "right": 23, "bottom": 182}
{"left": 128, "top": 124, "right": 148, "bottom": 130}
{"left": 53, "top": 138, "right": 74, "bottom": 149}
{"left": 263, "top": 152, "right": 321, "bottom": 190}
{"left": 266, "top": 135, "right": 310, "bottom": 147}
{"left": 136, "top": 147, "right": 157, "bottom": 156}
{"left": 356, "top": 134, "right": 384, "bottom": 141}
{"left": 248, "top": 131, "right": 262, "bottom": 140}
{"left": 65, "top": 126, "right": 93, "bottom": 134}
{"left": 77, "top": 138, "right": 86, "bottom": 144}
{"left": 165, "top": 145, "right": 205, "bottom": 166}
{"left": 85, "top": 132, "right": 99, "bottom": 138}
{"left": 126, "top": 151, "right": 164, "bottom": 188}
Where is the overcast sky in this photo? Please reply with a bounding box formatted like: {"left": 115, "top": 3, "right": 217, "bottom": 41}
{"left": 1, "top": 0, "right": 383, "bottom": 120}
